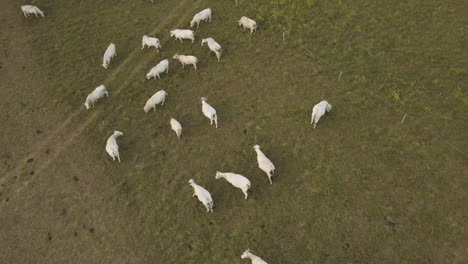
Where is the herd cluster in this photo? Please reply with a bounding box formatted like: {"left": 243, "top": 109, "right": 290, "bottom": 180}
{"left": 22, "top": 4, "right": 335, "bottom": 263}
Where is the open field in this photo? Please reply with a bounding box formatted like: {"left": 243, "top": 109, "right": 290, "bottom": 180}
{"left": 1, "top": 0, "right": 466, "bottom": 263}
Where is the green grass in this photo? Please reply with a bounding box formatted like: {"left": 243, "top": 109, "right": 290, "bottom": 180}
{"left": 17, "top": 0, "right": 467, "bottom": 263}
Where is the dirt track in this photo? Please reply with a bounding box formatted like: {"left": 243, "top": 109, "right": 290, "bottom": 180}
{"left": 0, "top": 0, "right": 202, "bottom": 262}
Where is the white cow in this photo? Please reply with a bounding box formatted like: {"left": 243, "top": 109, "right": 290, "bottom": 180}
{"left": 170, "top": 29, "right": 195, "bottom": 43}
{"left": 141, "top": 35, "right": 161, "bottom": 51}
{"left": 253, "top": 145, "right": 275, "bottom": 185}
{"left": 188, "top": 179, "right": 214, "bottom": 213}
{"left": 215, "top": 172, "right": 251, "bottom": 200}
{"left": 106, "top": 131, "right": 123, "bottom": 162}
{"left": 201, "top": 38, "right": 222, "bottom": 61}
{"left": 241, "top": 249, "right": 268, "bottom": 264}
{"left": 144, "top": 90, "right": 167, "bottom": 113}
{"left": 238, "top": 16, "right": 257, "bottom": 34}
{"left": 190, "top": 8, "right": 212, "bottom": 28}
{"left": 84, "top": 85, "right": 108, "bottom": 109}
{"left": 201, "top": 97, "right": 218, "bottom": 128}
{"left": 311, "top": 100, "right": 332, "bottom": 129}
{"left": 172, "top": 54, "right": 198, "bottom": 70}
{"left": 146, "top": 59, "right": 169, "bottom": 79}
{"left": 102, "top": 43, "right": 116, "bottom": 69}
{"left": 21, "top": 5, "right": 44, "bottom": 18}
{"left": 170, "top": 118, "right": 182, "bottom": 140}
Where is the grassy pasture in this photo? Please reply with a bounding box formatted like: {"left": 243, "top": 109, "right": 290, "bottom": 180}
{"left": 1, "top": 0, "right": 466, "bottom": 263}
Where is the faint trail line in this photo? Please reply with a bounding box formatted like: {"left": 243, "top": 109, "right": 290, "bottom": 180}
{"left": 0, "top": 0, "right": 203, "bottom": 204}
{"left": 298, "top": 43, "right": 342, "bottom": 72}
{"left": 2, "top": 0, "right": 186, "bottom": 179}
{"left": 356, "top": 83, "right": 468, "bottom": 158}
{"left": 294, "top": 34, "right": 467, "bottom": 158}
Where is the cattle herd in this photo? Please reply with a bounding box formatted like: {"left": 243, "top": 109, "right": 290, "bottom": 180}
{"left": 21, "top": 4, "right": 335, "bottom": 263}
